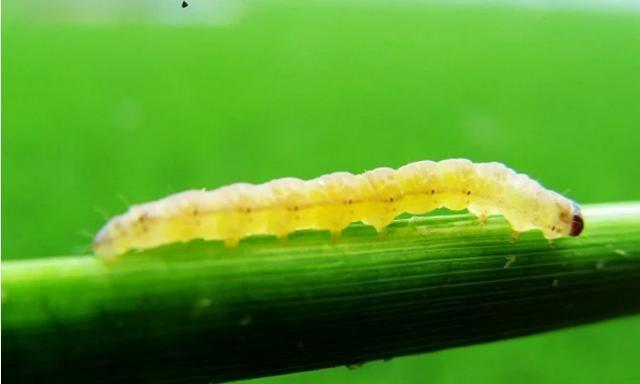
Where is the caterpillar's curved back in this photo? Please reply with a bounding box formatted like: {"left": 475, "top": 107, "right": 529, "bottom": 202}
{"left": 94, "top": 159, "right": 583, "bottom": 259}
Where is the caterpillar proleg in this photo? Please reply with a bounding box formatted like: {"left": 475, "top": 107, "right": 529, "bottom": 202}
{"left": 94, "top": 159, "right": 583, "bottom": 259}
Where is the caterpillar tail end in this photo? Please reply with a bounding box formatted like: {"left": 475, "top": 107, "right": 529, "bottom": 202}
{"left": 92, "top": 225, "right": 123, "bottom": 262}
{"left": 569, "top": 202, "right": 584, "bottom": 237}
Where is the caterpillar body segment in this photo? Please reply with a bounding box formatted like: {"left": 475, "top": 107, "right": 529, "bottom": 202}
{"left": 94, "top": 159, "right": 583, "bottom": 259}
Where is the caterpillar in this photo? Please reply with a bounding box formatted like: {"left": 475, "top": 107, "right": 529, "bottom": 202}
{"left": 93, "top": 159, "right": 584, "bottom": 259}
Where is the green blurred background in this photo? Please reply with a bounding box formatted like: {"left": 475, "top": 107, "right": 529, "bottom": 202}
{"left": 3, "top": 0, "right": 639, "bottom": 382}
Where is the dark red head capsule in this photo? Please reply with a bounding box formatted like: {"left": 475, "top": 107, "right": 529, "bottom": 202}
{"left": 570, "top": 203, "right": 584, "bottom": 236}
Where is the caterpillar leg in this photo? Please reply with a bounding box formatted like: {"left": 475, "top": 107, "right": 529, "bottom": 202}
{"left": 224, "top": 238, "right": 240, "bottom": 248}
{"left": 362, "top": 215, "right": 393, "bottom": 238}
{"left": 276, "top": 233, "right": 289, "bottom": 245}
{"left": 329, "top": 221, "right": 350, "bottom": 243}
{"left": 468, "top": 204, "right": 486, "bottom": 224}
{"left": 376, "top": 226, "right": 389, "bottom": 239}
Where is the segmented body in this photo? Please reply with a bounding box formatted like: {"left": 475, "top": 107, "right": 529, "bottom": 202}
{"left": 94, "top": 159, "right": 583, "bottom": 258}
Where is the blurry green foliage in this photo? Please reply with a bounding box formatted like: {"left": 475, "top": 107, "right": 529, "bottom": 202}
{"left": 3, "top": 1, "right": 639, "bottom": 383}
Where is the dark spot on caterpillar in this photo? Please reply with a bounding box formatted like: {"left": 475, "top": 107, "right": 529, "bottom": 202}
{"left": 348, "top": 199, "right": 353, "bottom": 205}
{"left": 466, "top": 191, "right": 471, "bottom": 196}
{"left": 551, "top": 226, "right": 556, "bottom": 231}
{"left": 389, "top": 197, "right": 395, "bottom": 202}
{"left": 192, "top": 209, "right": 198, "bottom": 216}
{"left": 431, "top": 190, "right": 435, "bottom": 194}
{"left": 244, "top": 207, "right": 252, "bottom": 213}
{"left": 138, "top": 213, "right": 148, "bottom": 223}
{"left": 293, "top": 206, "right": 299, "bottom": 211}
{"left": 181, "top": 1, "right": 188, "bottom": 8}
{"left": 570, "top": 213, "right": 584, "bottom": 236}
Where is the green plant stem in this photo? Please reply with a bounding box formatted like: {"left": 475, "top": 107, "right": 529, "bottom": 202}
{"left": 3, "top": 202, "right": 640, "bottom": 383}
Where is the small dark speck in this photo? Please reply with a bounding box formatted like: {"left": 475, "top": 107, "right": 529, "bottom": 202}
{"left": 182, "top": 1, "right": 188, "bottom": 8}
{"left": 466, "top": 191, "right": 471, "bottom": 195}
{"left": 431, "top": 190, "right": 435, "bottom": 194}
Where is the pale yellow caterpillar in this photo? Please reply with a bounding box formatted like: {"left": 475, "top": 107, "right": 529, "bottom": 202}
{"left": 94, "top": 159, "right": 584, "bottom": 259}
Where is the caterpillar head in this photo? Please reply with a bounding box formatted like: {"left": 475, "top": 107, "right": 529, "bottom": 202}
{"left": 550, "top": 199, "right": 583, "bottom": 238}
{"left": 569, "top": 202, "right": 584, "bottom": 237}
